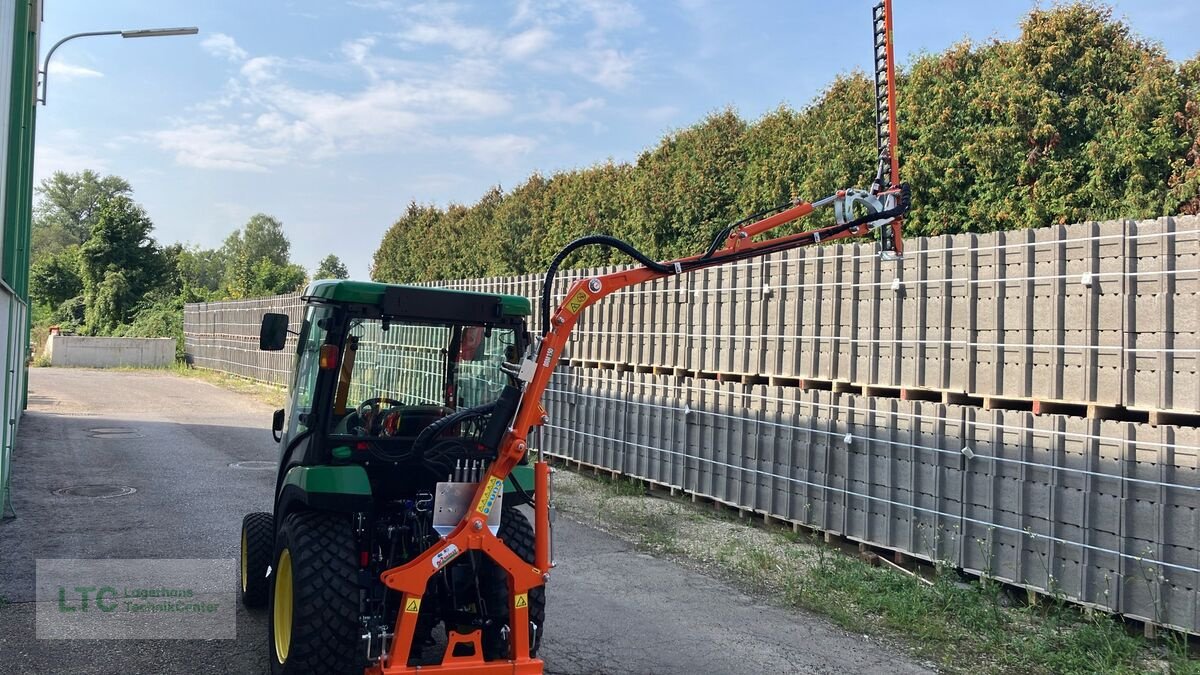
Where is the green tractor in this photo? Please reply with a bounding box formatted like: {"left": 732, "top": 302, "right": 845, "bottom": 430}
{"left": 240, "top": 280, "right": 546, "bottom": 674}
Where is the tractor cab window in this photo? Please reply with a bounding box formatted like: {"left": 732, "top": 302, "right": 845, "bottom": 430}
{"left": 330, "top": 318, "right": 517, "bottom": 439}
{"left": 289, "top": 305, "right": 331, "bottom": 436}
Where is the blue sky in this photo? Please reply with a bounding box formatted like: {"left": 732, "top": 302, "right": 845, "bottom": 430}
{"left": 34, "top": 1, "right": 1200, "bottom": 278}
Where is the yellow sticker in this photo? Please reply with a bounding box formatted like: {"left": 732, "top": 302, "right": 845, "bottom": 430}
{"left": 514, "top": 593, "right": 528, "bottom": 609}
{"left": 565, "top": 290, "right": 589, "bottom": 314}
{"left": 404, "top": 597, "right": 421, "bottom": 614}
{"left": 476, "top": 476, "right": 504, "bottom": 515}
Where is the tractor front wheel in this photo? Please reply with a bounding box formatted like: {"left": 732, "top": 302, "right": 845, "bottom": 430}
{"left": 268, "top": 511, "right": 361, "bottom": 675}
{"left": 240, "top": 512, "right": 272, "bottom": 608}
{"left": 482, "top": 507, "right": 546, "bottom": 659}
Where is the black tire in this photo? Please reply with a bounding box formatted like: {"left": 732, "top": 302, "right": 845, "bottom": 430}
{"left": 240, "top": 512, "right": 273, "bottom": 608}
{"left": 268, "top": 511, "right": 361, "bottom": 675}
{"left": 481, "top": 508, "right": 546, "bottom": 659}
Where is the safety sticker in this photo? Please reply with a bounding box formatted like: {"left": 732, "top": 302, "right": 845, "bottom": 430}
{"left": 565, "top": 290, "right": 589, "bottom": 314}
{"left": 514, "top": 593, "right": 528, "bottom": 609}
{"left": 476, "top": 476, "right": 504, "bottom": 515}
{"left": 431, "top": 543, "right": 462, "bottom": 571}
{"left": 404, "top": 597, "right": 421, "bottom": 614}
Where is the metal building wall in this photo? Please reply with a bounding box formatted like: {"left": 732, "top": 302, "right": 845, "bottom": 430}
{"left": 1, "top": 0, "right": 40, "bottom": 519}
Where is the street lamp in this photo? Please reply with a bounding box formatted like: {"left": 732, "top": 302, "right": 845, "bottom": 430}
{"left": 38, "top": 27, "right": 199, "bottom": 105}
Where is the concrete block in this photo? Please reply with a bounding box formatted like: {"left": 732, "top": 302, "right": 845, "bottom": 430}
{"left": 47, "top": 335, "right": 176, "bottom": 369}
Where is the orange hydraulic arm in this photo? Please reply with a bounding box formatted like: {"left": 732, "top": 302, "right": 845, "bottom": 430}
{"left": 369, "top": 179, "right": 909, "bottom": 674}
{"left": 368, "top": 2, "right": 904, "bottom": 673}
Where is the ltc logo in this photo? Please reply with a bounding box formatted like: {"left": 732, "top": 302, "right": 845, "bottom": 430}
{"left": 58, "top": 586, "right": 118, "bottom": 612}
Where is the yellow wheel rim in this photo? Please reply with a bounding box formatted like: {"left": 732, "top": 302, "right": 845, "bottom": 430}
{"left": 273, "top": 548, "right": 293, "bottom": 663}
{"left": 240, "top": 529, "right": 248, "bottom": 591}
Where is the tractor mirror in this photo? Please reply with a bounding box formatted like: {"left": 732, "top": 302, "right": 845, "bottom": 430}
{"left": 259, "top": 313, "right": 289, "bottom": 351}
{"left": 272, "top": 408, "right": 285, "bottom": 442}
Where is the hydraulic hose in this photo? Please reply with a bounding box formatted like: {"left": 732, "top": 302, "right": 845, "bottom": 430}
{"left": 538, "top": 184, "right": 910, "bottom": 335}
{"left": 540, "top": 235, "right": 673, "bottom": 335}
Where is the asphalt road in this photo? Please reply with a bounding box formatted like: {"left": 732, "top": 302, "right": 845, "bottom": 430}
{"left": 0, "top": 369, "right": 930, "bottom": 674}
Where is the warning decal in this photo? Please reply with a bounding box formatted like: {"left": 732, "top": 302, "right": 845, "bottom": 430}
{"left": 565, "top": 290, "right": 589, "bottom": 314}
{"left": 514, "top": 593, "right": 528, "bottom": 609}
{"left": 404, "top": 597, "right": 421, "bottom": 614}
{"left": 476, "top": 476, "right": 504, "bottom": 515}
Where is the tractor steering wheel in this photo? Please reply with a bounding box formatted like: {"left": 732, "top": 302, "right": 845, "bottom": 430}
{"left": 352, "top": 397, "right": 405, "bottom": 436}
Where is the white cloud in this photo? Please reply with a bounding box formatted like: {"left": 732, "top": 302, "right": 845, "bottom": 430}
{"left": 47, "top": 61, "right": 103, "bottom": 80}
{"left": 151, "top": 124, "right": 289, "bottom": 172}
{"left": 240, "top": 56, "right": 284, "bottom": 85}
{"left": 151, "top": 2, "right": 632, "bottom": 174}
{"left": 527, "top": 95, "right": 605, "bottom": 124}
{"left": 503, "top": 27, "right": 552, "bottom": 60}
{"left": 201, "top": 33, "right": 248, "bottom": 62}
{"left": 34, "top": 143, "right": 109, "bottom": 182}
{"left": 398, "top": 20, "right": 495, "bottom": 53}
{"left": 582, "top": 47, "right": 635, "bottom": 89}
{"left": 342, "top": 37, "right": 376, "bottom": 66}
{"left": 453, "top": 134, "right": 538, "bottom": 164}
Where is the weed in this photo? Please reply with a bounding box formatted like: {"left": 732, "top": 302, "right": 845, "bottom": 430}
{"left": 550, "top": 466, "right": 1200, "bottom": 675}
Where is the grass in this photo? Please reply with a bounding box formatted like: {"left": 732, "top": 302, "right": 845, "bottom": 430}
{"left": 113, "top": 361, "right": 288, "bottom": 408}
{"left": 553, "top": 469, "right": 1198, "bottom": 675}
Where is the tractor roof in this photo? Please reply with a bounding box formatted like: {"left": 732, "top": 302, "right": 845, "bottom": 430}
{"left": 303, "top": 279, "right": 532, "bottom": 318}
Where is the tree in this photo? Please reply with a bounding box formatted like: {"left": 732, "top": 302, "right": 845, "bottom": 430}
{"left": 32, "top": 170, "right": 132, "bottom": 261}
{"left": 30, "top": 245, "right": 82, "bottom": 308}
{"left": 78, "top": 195, "right": 164, "bottom": 333}
{"left": 314, "top": 254, "right": 349, "bottom": 280}
{"left": 221, "top": 214, "right": 306, "bottom": 297}
{"left": 168, "top": 245, "right": 227, "bottom": 301}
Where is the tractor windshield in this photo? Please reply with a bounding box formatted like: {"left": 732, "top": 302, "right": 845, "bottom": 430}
{"left": 330, "top": 318, "right": 518, "bottom": 438}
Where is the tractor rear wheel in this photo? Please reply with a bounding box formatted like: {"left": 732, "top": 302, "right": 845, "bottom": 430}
{"left": 240, "top": 512, "right": 273, "bottom": 608}
{"left": 268, "top": 511, "right": 361, "bottom": 675}
{"left": 481, "top": 507, "right": 546, "bottom": 659}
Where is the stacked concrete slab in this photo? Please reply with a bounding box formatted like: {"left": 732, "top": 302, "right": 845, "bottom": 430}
{"left": 183, "top": 292, "right": 305, "bottom": 387}
{"left": 433, "top": 215, "right": 1198, "bottom": 414}
{"left": 539, "top": 367, "right": 1199, "bottom": 634}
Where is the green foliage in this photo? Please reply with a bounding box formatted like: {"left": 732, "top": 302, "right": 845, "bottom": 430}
{"left": 314, "top": 254, "right": 349, "bottom": 280}
{"left": 28, "top": 173, "right": 309, "bottom": 357}
{"left": 115, "top": 292, "right": 186, "bottom": 360}
{"left": 370, "top": 3, "right": 1200, "bottom": 283}
{"left": 32, "top": 170, "right": 132, "bottom": 262}
{"left": 221, "top": 213, "right": 306, "bottom": 297}
{"left": 29, "top": 245, "right": 82, "bottom": 308}
{"left": 78, "top": 196, "right": 165, "bottom": 334}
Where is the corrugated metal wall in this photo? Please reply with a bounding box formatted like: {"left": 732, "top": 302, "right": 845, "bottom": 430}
{"left": 184, "top": 215, "right": 1200, "bottom": 634}
{"left": 1, "top": 0, "right": 40, "bottom": 520}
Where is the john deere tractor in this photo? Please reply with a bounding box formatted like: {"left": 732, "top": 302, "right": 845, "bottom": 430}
{"left": 240, "top": 281, "right": 547, "bottom": 674}
{"left": 238, "top": 5, "right": 909, "bottom": 672}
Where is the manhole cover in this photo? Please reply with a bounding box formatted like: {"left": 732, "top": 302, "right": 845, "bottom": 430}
{"left": 52, "top": 485, "right": 137, "bottom": 499}
{"left": 229, "top": 461, "right": 275, "bottom": 470}
{"left": 87, "top": 427, "right": 142, "bottom": 438}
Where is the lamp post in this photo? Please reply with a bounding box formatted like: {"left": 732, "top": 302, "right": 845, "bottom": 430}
{"left": 38, "top": 27, "right": 199, "bottom": 105}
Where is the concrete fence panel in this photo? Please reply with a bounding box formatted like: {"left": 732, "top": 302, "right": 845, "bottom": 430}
{"left": 184, "top": 215, "right": 1200, "bottom": 634}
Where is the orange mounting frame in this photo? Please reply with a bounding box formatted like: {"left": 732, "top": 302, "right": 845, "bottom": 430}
{"left": 366, "top": 182, "right": 906, "bottom": 674}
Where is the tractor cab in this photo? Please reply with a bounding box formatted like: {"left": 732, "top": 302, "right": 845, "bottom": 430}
{"left": 261, "top": 281, "right": 534, "bottom": 496}
{"left": 242, "top": 280, "right": 545, "bottom": 674}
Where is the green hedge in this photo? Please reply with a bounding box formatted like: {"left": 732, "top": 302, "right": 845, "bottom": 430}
{"left": 372, "top": 4, "right": 1200, "bottom": 283}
